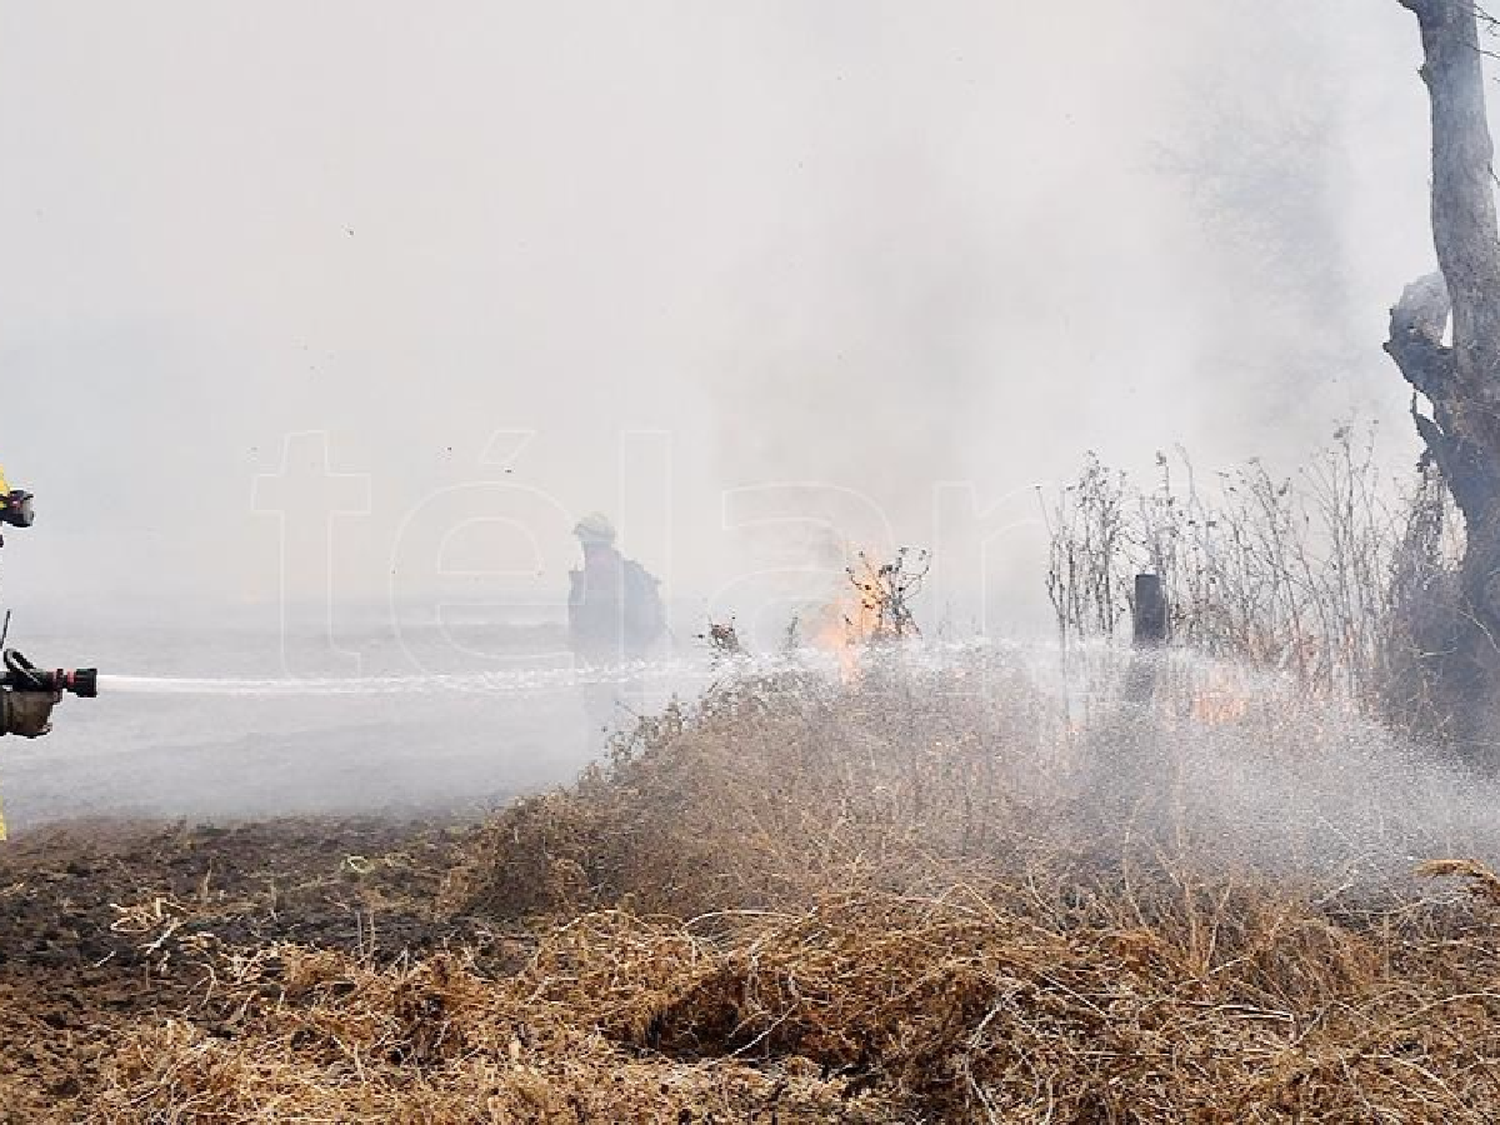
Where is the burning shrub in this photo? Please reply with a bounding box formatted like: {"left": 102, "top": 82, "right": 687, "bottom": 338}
{"left": 1044, "top": 430, "right": 1461, "bottom": 713}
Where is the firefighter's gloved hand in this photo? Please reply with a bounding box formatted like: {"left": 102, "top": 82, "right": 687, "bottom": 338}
{"left": 0, "top": 690, "right": 59, "bottom": 738}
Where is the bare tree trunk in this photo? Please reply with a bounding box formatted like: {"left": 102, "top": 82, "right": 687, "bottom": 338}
{"left": 1388, "top": 0, "right": 1500, "bottom": 762}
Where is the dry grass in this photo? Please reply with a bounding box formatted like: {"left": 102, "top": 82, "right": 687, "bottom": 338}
{"left": 95, "top": 942, "right": 881, "bottom": 1123}
{"left": 1416, "top": 859, "right": 1500, "bottom": 907}
{"left": 445, "top": 656, "right": 1086, "bottom": 921}
{"left": 82, "top": 658, "right": 1500, "bottom": 1121}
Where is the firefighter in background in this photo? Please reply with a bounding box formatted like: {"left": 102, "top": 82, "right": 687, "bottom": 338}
{"left": 567, "top": 513, "right": 666, "bottom": 665}
{"left": 568, "top": 513, "right": 666, "bottom": 735}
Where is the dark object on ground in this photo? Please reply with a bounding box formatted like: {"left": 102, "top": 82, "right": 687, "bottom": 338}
{"left": 1133, "top": 573, "right": 1167, "bottom": 647}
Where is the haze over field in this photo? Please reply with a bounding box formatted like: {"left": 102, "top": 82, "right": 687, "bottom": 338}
{"left": 21, "top": 15, "right": 1500, "bottom": 1117}
{"left": 0, "top": 2, "right": 1457, "bottom": 636}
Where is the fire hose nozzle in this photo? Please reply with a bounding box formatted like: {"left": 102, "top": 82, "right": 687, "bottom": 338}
{"left": 1, "top": 650, "right": 99, "bottom": 698}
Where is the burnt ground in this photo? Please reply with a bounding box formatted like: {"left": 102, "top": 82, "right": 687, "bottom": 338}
{"left": 0, "top": 815, "right": 494, "bottom": 1123}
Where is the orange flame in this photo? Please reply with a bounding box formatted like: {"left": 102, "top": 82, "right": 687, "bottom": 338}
{"left": 1190, "top": 690, "right": 1250, "bottom": 726}
{"left": 1186, "top": 669, "right": 1252, "bottom": 726}
{"left": 812, "top": 563, "right": 884, "bottom": 681}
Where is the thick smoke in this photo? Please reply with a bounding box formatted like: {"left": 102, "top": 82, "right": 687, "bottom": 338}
{"left": 0, "top": 3, "right": 1489, "bottom": 831}
{"left": 0, "top": 1, "right": 1446, "bottom": 625}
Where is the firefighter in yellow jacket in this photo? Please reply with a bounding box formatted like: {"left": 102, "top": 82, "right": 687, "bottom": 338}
{"left": 0, "top": 464, "right": 41, "bottom": 838}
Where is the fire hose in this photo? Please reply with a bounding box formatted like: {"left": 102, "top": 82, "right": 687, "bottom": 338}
{"left": 0, "top": 649, "right": 97, "bottom": 738}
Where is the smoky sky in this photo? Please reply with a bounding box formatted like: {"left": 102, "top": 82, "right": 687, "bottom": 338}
{"left": 0, "top": 2, "right": 1454, "bottom": 631}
